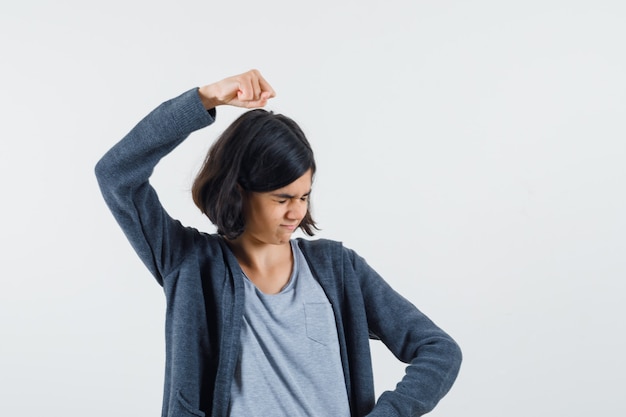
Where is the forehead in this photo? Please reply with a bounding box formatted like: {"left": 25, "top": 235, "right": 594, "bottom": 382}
{"left": 262, "top": 169, "right": 313, "bottom": 197}
{"left": 280, "top": 169, "right": 312, "bottom": 190}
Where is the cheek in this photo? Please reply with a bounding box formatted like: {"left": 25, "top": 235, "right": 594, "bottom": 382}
{"left": 268, "top": 207, "right": 284, "bottom": 222}
{"left": 250, "top": 203, "right": 281, "bottom": 225}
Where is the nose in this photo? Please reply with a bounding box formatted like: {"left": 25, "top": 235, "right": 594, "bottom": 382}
{"left": 286, "top": 199, "right": 308, "bottom": 221}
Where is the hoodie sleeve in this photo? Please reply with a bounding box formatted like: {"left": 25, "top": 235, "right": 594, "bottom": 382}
{"left": 348, "top": 249, "right": 463, "bottom": 417}
{"left": 94, "top": 88, "right": 216, "bottom": 285}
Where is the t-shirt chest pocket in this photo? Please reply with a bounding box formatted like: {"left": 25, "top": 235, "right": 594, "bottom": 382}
{"left": 304, "top": 302, "right": 335, "bottom": 346}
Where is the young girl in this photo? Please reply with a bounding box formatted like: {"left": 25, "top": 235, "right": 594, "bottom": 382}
{"left": 95, "top": 69, "right": 462, "bottom": 417}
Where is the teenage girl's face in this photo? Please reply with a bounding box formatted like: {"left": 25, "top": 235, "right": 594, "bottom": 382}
{"left": 241, "top": 169, "right": 313, "bottom": 245}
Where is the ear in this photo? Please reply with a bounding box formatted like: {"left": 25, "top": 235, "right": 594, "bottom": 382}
{"left": 236, "top": 183, "right": 249, "bottom": 211}
{"left": 236, "top": 183, "right": 246, "bottom": 198}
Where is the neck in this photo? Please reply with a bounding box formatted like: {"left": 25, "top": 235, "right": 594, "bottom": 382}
{"left": 225, "top": 236, "right": 294, "bottom": 294}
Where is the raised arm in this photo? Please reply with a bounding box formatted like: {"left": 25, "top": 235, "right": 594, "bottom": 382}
{"left": 94, "top": 70, "right": 275, "bottom": 285}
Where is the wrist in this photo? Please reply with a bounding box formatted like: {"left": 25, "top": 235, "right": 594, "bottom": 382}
{"left": 197, "top": 85, "right": 220, "bottom": 110}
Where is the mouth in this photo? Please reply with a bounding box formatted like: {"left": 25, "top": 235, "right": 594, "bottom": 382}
{"left": 281, "top": 224, "right": 298, "bottom": 231}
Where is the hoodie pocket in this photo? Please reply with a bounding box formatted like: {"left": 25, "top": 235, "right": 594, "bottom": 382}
{"left": 175, "top": 390, "right": 205, "bottom": 417}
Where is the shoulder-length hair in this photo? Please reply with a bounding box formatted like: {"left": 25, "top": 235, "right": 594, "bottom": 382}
{"left": 192, "top": 108, "right": 318, "bottom": 239}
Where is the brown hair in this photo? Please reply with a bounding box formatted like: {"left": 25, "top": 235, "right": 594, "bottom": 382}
{"left": 192, "top": 109, "right": 318, "bottom": 239}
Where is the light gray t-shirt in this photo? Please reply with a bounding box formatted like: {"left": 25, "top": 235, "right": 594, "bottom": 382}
{"left": 228, "top": 240, "right": 350, "bottom": 417}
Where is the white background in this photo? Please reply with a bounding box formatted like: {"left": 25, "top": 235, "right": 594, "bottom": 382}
{"left": 1, "top": 1, "right": 625, "bottom": 416}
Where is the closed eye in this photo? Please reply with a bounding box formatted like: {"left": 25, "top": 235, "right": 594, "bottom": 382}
{"left": 272, "top": 191, "right": 311, "bottom": 204}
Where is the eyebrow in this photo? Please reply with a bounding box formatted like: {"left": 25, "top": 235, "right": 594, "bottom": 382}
{"left": 270, "top": 190, "right": 311, "bottom": 199}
